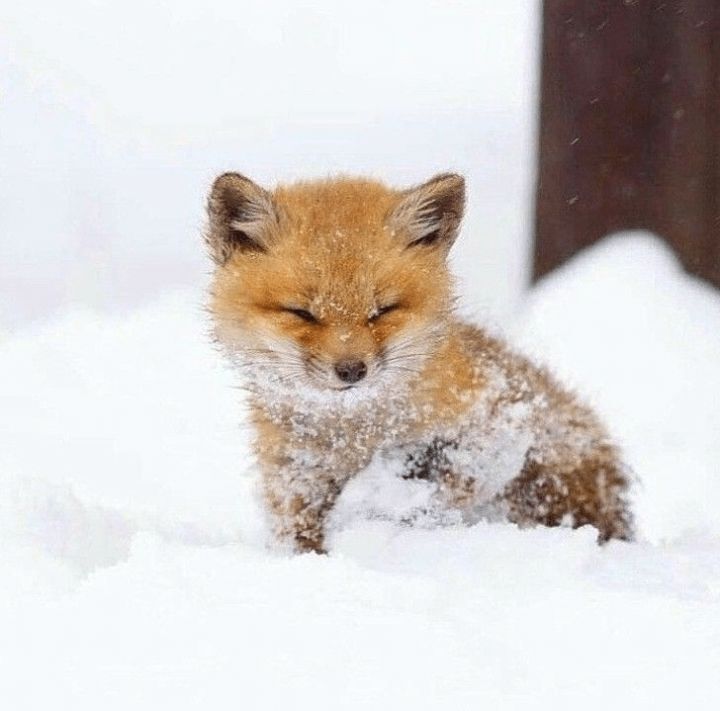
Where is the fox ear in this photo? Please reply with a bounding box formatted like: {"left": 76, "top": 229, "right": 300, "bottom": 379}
{"left": 206, "top": 172, "right": 278, "bottom": 264}
{"left": 389, "top": 173, "right": 465, "bottom": 251}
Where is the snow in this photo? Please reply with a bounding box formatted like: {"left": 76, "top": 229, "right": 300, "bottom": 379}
{"left": 2, "top": 234, "right": 720, "bottom": 708}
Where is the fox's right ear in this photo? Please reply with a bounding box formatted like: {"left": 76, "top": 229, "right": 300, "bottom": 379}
{"left": 389, "top": 173, "right": 465, "bottom": 253}
{"left": 206, "top": 172, "right": 279, "bottom": 264}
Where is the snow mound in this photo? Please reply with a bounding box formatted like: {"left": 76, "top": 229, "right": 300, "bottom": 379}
{"left": 1, "top": 233, "right": 719, "bottom": 707}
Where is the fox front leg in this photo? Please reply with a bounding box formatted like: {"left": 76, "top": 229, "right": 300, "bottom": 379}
{"left": 261, "top": 460, "right": 350, "bottom": 554}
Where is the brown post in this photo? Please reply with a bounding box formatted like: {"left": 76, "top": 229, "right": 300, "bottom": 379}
{"left": 535, "top": 0, "right": 720, "bottom": 287}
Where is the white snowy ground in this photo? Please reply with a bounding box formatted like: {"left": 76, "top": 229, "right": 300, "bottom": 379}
{"left": 2, "top": 233, "right": 720, "bottom": 708}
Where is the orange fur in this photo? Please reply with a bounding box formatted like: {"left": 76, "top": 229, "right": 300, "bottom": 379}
{"left": 206, "top": 172, "right": 634, "bottom": 552}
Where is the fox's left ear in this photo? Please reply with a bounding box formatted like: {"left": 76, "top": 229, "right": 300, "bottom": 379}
{"left": 389, "top": 173, "right": 465, "bottom": 252}
{"left": 206, "top": 172, "right": 279, "bottom": 264}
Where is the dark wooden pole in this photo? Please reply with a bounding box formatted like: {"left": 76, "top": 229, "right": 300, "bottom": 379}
{"left": 535, "top": 0, "right": 720, "bottom": 287}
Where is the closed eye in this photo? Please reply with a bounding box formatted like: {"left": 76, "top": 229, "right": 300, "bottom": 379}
{"left": 284, "top": 307, "right": 319, "bottom": 323}
{"left": 368, "top": 303, "right": 400, "bottom": 323}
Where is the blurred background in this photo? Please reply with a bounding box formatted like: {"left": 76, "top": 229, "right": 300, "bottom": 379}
{"left": 0, "top": 0, "right": 538, "bottom": 330}
{"left": 4, "top": 2, "right": 720, "bottom": 328}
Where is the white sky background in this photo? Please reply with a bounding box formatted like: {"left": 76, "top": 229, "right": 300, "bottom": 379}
{"left": 0, "top": 1, "right": 539, "bottom": 329}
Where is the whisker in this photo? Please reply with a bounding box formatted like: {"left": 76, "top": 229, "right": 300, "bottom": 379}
{"left": 383, "top": 352, "right": 434, "bottom": 362}
{"left": 385, "top": 365, "right": 422, "bottom": 375}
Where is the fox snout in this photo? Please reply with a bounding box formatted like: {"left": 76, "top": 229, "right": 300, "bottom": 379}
{"left": 334, "top": 359, "right": 367, "bottom": 384}
{"left": 302, "top": 351, "right": 374, "bottom": 391}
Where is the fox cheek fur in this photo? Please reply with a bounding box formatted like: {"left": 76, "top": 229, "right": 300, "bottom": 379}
{"left": 205, "top": 171, "right": 634, "bottom": 553}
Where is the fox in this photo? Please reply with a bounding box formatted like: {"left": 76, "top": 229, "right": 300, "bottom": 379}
{"left": 205, "top": 171, "right": 634, "bottom": 553}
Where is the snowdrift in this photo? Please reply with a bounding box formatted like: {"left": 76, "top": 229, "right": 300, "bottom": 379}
{"left": 2, "top": 233, "right": 719, "bottom": 708}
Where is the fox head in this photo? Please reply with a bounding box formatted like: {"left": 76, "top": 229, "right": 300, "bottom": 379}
{"left": 206, "top": 172, "right": 465, "bottom": 396}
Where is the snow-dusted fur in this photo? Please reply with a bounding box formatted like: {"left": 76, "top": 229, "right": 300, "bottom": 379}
{"left": 207, "top": 172, "right": 634, "bottom": 552}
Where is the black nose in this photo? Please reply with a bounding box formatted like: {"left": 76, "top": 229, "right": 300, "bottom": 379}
{"left": 334, "top": 359, "right": 367, "bottom": 384}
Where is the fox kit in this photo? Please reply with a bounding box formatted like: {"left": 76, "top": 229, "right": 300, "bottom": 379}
{"left": 206, "top": 172, "right": 633, "bottom": 552}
